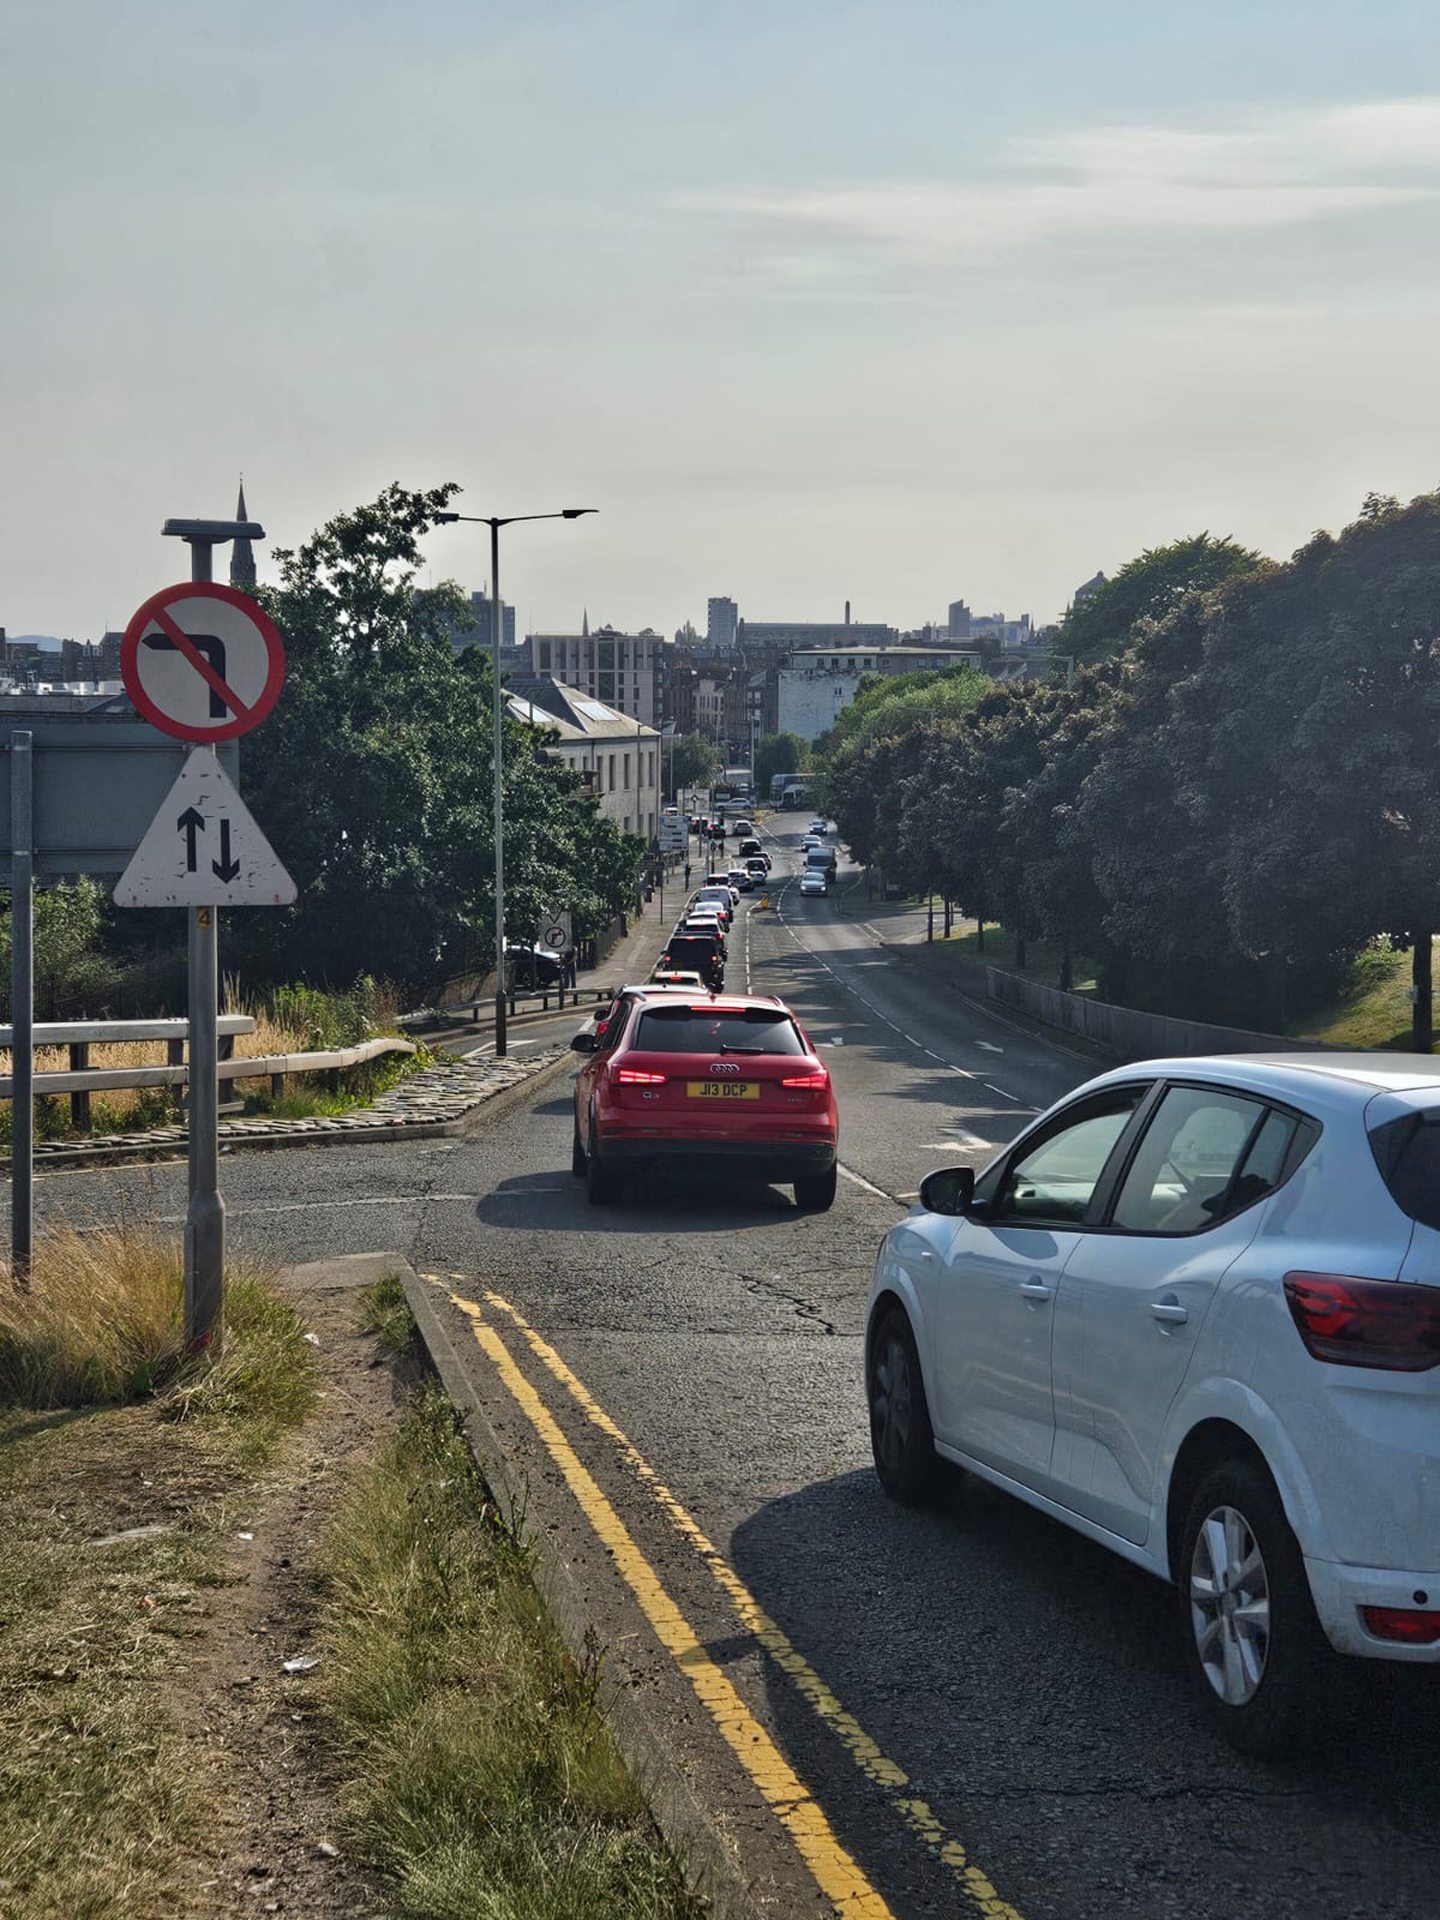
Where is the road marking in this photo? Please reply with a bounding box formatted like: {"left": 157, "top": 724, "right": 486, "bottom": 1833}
{"left": 983, "top": 1083, "right": 1018, "bottom": 1100}
{"left": 976, "top": 1041, "right": 1003, "bottom": 1053}
{"left": 954, "top": 1129, "right": 994, "bottom": 1151}
{"left": 838, "top": 1162, "right": 896, "bottom": 1202}
{"left": 446, "top": 1292, "right": 899, "bottom": 1920}
{"left": 468, "top": 1284, "right": 1023, "bottom": 1920}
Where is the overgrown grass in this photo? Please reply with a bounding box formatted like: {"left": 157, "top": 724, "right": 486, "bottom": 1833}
{"left": 0, "top": 1225, "right": 317, "bottom": 1432}
{"left": 234, "top": 1045, "right": 423, "bottom": 1121}
{"left": 1288, "top": 938, "right": 1438, "bottom": 1050}
{"left": 319, "top": 1390, "right": 700, "bottom": 1920}
{"left": 358, "top": 1271, "right": 416, "bottom": 1353}
{"left": 0, "top": 1248, "right": 318, "bottom": 1918}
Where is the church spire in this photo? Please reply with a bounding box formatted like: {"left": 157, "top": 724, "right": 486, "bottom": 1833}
{"left": 230, "top": 476, "right": 257, "bottom": 590}
{"left": 582, "top": 607, "right": 589, "bottom": 639}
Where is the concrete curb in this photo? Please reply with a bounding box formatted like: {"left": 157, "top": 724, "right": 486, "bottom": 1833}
{"left": 10, "top": 1047, "right": 574, "bottom": 1175}
{"left": 402, "top": 1273, "right": 764, "bottom": 1920}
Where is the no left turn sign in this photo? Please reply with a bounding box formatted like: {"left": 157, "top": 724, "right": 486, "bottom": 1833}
{"left": 122, "top": 581, "right": 286, "bottom": 744}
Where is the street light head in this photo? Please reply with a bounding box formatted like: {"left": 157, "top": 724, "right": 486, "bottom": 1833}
{"left": 562, "top": 508, "right": 598, "bottom": 520}
{"left": 433, "top": 512, "right": 461, "bottom": 524}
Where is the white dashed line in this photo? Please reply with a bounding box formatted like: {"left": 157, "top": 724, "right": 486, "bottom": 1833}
{"left": 838, "top": 1162, "right": 895, "bottom": 1201}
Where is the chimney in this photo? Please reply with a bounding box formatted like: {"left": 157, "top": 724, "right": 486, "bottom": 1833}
{"left": 844, "top": 600, "right": 851, "bottom": 625}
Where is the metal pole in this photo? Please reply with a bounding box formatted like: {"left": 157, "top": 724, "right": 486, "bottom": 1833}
{"left": 491, "top": 520, "right": 507, "bottom": 1057}
{"left": 11, "top": 732, "right": 34, "bottom": 1279}
{"left": 184, "top": 534, "right": 224, "bottom": 1348}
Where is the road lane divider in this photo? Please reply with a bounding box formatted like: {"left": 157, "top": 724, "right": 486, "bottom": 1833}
{"left": 446, "top": 1288, "right": 897, "bottom": 1920}
{"left": 470, "top": 1282, "right": 1024, "bottom": 1920}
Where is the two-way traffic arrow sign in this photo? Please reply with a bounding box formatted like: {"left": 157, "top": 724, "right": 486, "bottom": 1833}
{"left": 114, "top": 751, "right": 296, "bottom": 908}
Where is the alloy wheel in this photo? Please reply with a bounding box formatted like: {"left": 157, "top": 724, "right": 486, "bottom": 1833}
{"left": 1189, "top": 1504, "right": 1272, "bottom": 1706}
{"left": 872, "top": 1332, "right": 913, "bottom": 1473}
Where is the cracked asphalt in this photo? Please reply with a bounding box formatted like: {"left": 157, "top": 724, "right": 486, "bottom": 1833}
{"left": 26, "top": 827, "right": 1440, "bottom": 1920}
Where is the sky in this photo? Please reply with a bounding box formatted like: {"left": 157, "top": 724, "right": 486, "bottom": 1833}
{"left": 4, "top": 0, "right": 1439, "bottom": 642}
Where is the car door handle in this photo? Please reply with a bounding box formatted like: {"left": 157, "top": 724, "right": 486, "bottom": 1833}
{"left": 1018, "top": 1279, "right": 1053, "bottom": 1300}
{"left": 1151, "top": 1300, "right": 1189, "bottom": 1324}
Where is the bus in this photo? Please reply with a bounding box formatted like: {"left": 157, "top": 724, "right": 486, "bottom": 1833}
{"left": 774, "top": 777, "right": 809, "bottom": 810}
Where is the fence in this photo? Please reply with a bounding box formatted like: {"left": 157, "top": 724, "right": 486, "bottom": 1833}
{"left": 0, "top": 1017, "right": 413, "bottom": 1133}
{"left": 985, "top": 968, "right": 1326, "bottom": 1061}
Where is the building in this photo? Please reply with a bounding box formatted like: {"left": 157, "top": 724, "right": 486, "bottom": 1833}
{"left": 230, "top": 480, "right": 257, "bottom": 590}
{"left": 739, "top": 617, "right": 898, "bottom": 734}
{"left": 777, "top": 645, "right": 980, "bottom": 743}
{"left": 505, "top": 677, "right": 662, "bottom": 842}
{"left": 947, "top": 599, "right": 972, "bottom": 641}
{"left": 520, "top": 627, "right": 665, "bottom": 729}
{"left": 707, "top": 596, "right": 738, "bottom": 649}
{"left": 452, "top": 589, "right": 516, "bottom": 656}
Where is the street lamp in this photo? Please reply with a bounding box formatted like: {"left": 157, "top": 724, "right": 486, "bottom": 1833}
{"left": 434, "top": 506, "right": 597, "bottom": 1055}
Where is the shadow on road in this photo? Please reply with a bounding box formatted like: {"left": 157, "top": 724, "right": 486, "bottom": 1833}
{"left": 728, "top": 1466, "right": 1440, "bottom": 1920}
{"left": 474, "top": 1167, "right": 804, "bottom": 1235}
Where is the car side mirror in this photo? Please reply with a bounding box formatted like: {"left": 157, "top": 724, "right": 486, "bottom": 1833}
{"left": 569, "top": 1031, "right": 598, "bottom": 1054}
{"left": 919, "top": 1165, "right": 975, "bottom": 1216}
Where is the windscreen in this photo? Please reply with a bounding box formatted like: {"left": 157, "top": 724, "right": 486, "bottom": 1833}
{"left": 635, "top": 1006, "right": 807, "bottom": 1055}
{"left": 1369, "top": 1106, "right": 1440, "bottom": 1230}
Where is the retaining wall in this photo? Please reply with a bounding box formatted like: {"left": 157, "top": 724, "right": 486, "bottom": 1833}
{"left": 985, "top": 967, "right": 1322, "bottom": 1061}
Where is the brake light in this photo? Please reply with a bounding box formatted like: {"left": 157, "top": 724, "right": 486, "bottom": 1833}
{"left": 781, "top": 1071, "right": 829, "bottom": 1089}
{"left": 1283, "top": 1272, "right": 1440, "bottom": 1372}
{"left": 1361, "top": 1606, "right": 1440, "bottom": 1644}
{"left": 615, "top": 1067, "right": 667, "bottom": 1085}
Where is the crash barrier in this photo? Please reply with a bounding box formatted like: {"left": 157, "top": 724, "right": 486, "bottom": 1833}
{"left": 443, "top": 982, "right": 618, "bottom": 1023}
{"left": 0, "top": 1017, "right": 413, "bottom": 1132}
{"left": 985, "top": 968, "right": 1328, "bottom": 1061}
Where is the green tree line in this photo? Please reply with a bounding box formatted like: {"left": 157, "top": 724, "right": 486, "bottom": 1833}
{"left": 814, "top": 493, "right": 1440, "bottom": 1050}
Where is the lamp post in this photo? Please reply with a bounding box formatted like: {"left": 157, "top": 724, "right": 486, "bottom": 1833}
{"left": 434, "top": 506, "right": 597, "bottom": 1055}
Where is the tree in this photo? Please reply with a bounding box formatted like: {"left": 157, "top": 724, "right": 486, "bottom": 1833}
{"left": 0, "top": 878, "right": 118, "bottom": 1021}
{"left": 668, "top": 734, "right": 719, "bottom": 798}
{"left": 1058, "top": 534, "right": 1265, "bottom": 665}
{"left": 240, "top": 484, "right": 644, "bottom": 1000}
{"left": 754, "top": 732, "right": 809, "bottom": 796}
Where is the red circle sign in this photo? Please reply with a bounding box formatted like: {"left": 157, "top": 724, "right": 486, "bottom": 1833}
{"left": 122, "top": 582, "right": 286, "bottom": 743}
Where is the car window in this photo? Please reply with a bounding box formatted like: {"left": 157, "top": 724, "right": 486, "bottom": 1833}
{"left": 633, "top": 1007, "right": 806, "bottom": 1055}
{"left": 1110, "top": 1086, "right": 1271, "bottom": 1233}
{"left": 1369, "top": 1104, "right": 1440, "bottom": 1230}
{"left": 596, "top": 997, "right": 632, "bottom": 1052}
{"left": 993, "top": 1095, "right": 1141, "bottom": 1226}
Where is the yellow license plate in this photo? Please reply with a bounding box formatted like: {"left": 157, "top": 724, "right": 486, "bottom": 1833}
{"left": 687, "top": 1081, "right": 759, "bottom": 1100}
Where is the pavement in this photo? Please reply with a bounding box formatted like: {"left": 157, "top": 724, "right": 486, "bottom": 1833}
{"left": 24, "top": 826, "right": 1440, "bottom": 1920}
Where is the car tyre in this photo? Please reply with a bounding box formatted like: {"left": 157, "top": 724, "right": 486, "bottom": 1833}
{"left": 867, "top": 1306, "right": 941, "bottom": 1505}
{"left": 1177, "top": 1456, "right": 1333, "bottom": 1757}
{"left": 794, "top": 1165, "right": 838, "bottom": 1211}
{"left": 585, "top": 1116, "right": 615, "bottom": 1205}
{"left": 571, "top": 1117, "right": 586, "bottom": 1178}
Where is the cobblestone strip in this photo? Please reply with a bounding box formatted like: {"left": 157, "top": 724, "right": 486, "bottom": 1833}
{"left": 4, "top": 1047, "right": 571, "bottom": 1173}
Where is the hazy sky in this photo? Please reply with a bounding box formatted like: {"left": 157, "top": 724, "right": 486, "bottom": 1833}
{"left": 5, "top": 0, "right": 1439, "bottom": 641}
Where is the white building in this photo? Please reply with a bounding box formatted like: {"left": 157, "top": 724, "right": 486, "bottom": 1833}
{"left": 777, "top": 645, "right": 980, "bottom": 743}
{"left": 521, "top": 627, "right": 666, "bottom": 729}
{"left": 506, "top": 678, "right": 662, "bottom": 842}
{"left": 707, "top": 596, "right": 738, "bottom": 649}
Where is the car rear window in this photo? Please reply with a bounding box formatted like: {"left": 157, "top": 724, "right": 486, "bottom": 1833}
{"left": 634, "top": 1007, "right": 806, "bottom": 1055}
{"left": 1369, "top": 1108, "right": 1440, "bottom": 1230}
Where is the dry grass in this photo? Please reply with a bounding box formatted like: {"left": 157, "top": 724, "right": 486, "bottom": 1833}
{"left": 319, "top": 1388, "right": 700, "bottom": 1920}
{"left": 0, "top": 1224, "right": 317, "bottom": 1423}
{"left": 0, "top": 1255, "right": 319, "bottom": 1920}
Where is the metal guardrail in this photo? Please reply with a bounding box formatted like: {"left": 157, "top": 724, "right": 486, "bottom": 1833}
{"left": 0, "top": 1015, "right": 259, "bottom": 1132}
{"left": 0, "top": 1032, "right": 413, "bottom": 1132}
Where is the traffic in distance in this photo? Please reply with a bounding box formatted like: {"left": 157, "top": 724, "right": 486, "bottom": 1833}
{"left": 575, "top": 809, "right": 1440, "bottom": 1764}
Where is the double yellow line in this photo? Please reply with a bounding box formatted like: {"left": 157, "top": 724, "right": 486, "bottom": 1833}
{"left": 441, "top": 1280, "right": 1022, "bottom": 1920}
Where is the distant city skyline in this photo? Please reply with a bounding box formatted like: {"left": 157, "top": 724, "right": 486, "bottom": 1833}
{"left": 5, "top": 5, "right": 1436, "bottom": 641}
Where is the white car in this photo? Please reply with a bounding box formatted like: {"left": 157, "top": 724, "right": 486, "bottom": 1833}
{"left": 801, "top": 835, "right": 822, "bottom": 851}
{"left": 865, "top": 1052, "right": 1440, "bottom": 1754}
{"left": 799, "top": 871, "right": 828, "bottom": 897}
{"left": 808, "top": 818, "right": 829, "bottom": 835}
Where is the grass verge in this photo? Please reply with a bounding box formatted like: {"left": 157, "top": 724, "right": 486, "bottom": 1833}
{"left": 1288, "top": 938, "right": 1440, "bottom": 1050}
{"left": 357, "top": 1271, "right": 416, "bottom": 1354}
{"left": 318, "top": 1385, "right": 701, "bottom": 1920}
{"left": 0, "top": 1240, "right": 318, "bottom": 1919}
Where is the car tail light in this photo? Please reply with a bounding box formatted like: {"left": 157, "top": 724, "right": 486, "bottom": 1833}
{"left": 615, "top": 1067, "right": 667, "bottom": 1085}
{"left": 781, "top": 1071, "right": 829, "bottom": 1089}
{"left": 1361, "top": 1606, "right": 1440, "bottom": 1644}
{"left": 1283, "top": 1272, "right": 1440, "bottom": 1372}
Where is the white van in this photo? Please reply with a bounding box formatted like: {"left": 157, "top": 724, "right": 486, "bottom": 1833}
{"left": 805, "top": 844, "right": 837, "bottom": 878}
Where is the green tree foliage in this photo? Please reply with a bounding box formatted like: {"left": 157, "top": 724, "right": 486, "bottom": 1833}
{"left": 239, "top": 484, "right": 643, "bottom": 1000}
{"left": 754, "top": 733, "right": 810, "bottom": 795}
{"left": 1058, "top": 533, "right": 1265, "bottom": 665}
{"left": 667, "top": 734, "right": 719, "bottom": 797}
{"left": 0, "top": 878, "right": 118, "bottom": 1021}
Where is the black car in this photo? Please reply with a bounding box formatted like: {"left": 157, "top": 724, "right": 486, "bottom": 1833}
{"left": 507, "top": 942, "right": 565, "bottom": 988}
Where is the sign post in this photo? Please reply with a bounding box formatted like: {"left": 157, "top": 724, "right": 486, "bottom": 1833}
{"left": 10, "top": 734, "right": 33, "bottom": 1280}
{"left": 118, "top": 525, "right": 290, "bottom": 1351}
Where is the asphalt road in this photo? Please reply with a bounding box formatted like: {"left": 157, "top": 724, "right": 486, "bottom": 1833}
{"left": 30, "top": 824, "right": 1440, "bottom": 1920}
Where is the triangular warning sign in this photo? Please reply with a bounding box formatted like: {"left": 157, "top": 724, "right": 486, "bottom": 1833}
{"left": 114, "top": 753, "right": 297, "bottom": 908}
